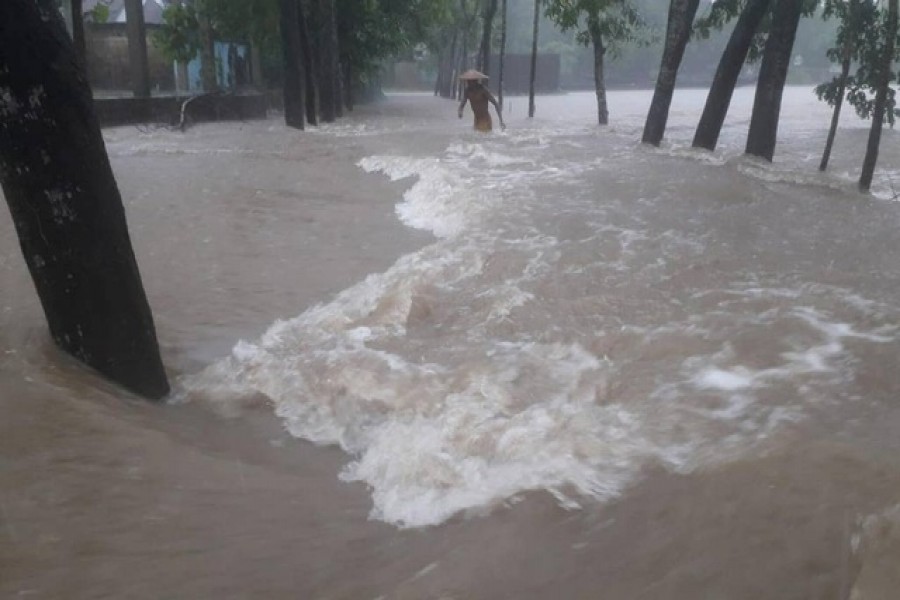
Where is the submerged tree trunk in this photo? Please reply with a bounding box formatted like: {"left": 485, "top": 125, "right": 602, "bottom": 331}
{"left": 588, "top": 16, "right": 608, "bottom": 125}
{"left": 279, "top": 0, "right": 305, "bottom": 129}
{"left": 123, "top": 0, "right": 151, "bottom": 97}
{"left": 692, "top": 0, "right": 771, "bottom": 150}
{"left": 642, "top": 0, "right": 701, "bottom": 146}
{"left": 0, "top": 0, "right": 169, "bottom": 399}
{"left": 820, "top": 47, "right": 852, "bottom": 171}
{"left": 860, "top": 0, "right": 898, "bottom": 191}
{"left": 479, "top": 0, "right": 499, "bottom": 74}
{"left": 745, "top": 0, "right": 803, "bottom": 161}
{"left": 528, "top": 0, "right": 539, "bottom": 118}
{"left": 316, "top": 0, "right": 339, "bottom": 122}
{"left": 498, "top": 0, "right": 507, "bottom": 109}
{"left": 297, "top": 0, "right": 318, "bottom": 125}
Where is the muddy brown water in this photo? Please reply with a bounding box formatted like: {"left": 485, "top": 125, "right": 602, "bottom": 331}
{"left": 2, "top": 90, "right": 900, "bottom": 599}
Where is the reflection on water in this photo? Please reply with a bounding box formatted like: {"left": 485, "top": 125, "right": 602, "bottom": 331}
{"left": 3, "top": 88, "right": 900, "bottom": 598}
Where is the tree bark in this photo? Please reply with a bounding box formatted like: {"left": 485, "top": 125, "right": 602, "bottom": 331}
{"left": 528, "top": 0, "right": 540, "bottom": 118}
{"left": 317, "top": 0, "right": 338, "bottom": 123}
{"left": 479, "top": 0, "right": 499, "bottom": 74}
{"left": 860, "top": 0, "right": 898, "bottom": 191}
{"left": 123, "top": 0, "right": 151, "bottom": 97}
{"left": 297, "top": 0, "right": 318, "bottom": 125}
{"left": 692, "top": 0, "right": 771, "bottom": 150}
{"left": 0, "top": 0, "right": 169, "bottom": 399}
{"left": 641, "top": 0, "right": 701, "bottom": 146}
{"left": 820, "top": 47, "right": 852, "bottom": 171}
{"left": 498, "top": 0, "right": 507, "bottom": 109}
{"left": 588, "top": 15, "right": 608, "bottom": 126}
{"left": 745, "top": 0, "right": 803, "bottom": 161}
{"left": 279, "top": 0, "right": 305, "bottom": 130}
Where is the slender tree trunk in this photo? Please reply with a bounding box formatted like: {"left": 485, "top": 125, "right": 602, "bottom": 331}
{"left": 0, "top": 0, "right": 169, "bottom": 399}
{"left": 435, "top": 48, "right": 443, "bottom": 96}
{"left": 297, "top": 0, "right": 318, "bottom": 125}
{"left": 123, "top": 0, "right": 151, "bottom": 97}
{"left": 440, "top": 31, "right": 458, "bottom": 98}
{"left": 199, "top": 12, "right": 218, "bottom": 92}
{"left": 317, "top": 0, "right": 338, "bottom": 122}
{"left": 279, "top": 0, "right": 305, "bottom": 130}
{"left": 479, "top": 0, "right": 499, "bottom": 74}
{"left": 641, "top": 0, "right": 701, "bottom": 146}
{"left": 528, "top": 0, "right": 539, "bottom": 118}
{"left": 745, "top": 0, "right": 803, "bottom": 161}
{"left": 860, "top": 0, "right": 898, "bottom": 191}
{"left": 588, "top": 16, "right": 608, "bottom": 126}
{"left": 820, "top": 47, "right": 852, "bottom": 171}
{"left": 692, "top": 0, "right": 771, "bottom": 150}
{"left": 498, "top": 0, "right": 507, "bottom": 109}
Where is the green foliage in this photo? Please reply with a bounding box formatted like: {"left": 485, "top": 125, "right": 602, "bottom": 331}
{"left": 154, "top": 2, "right": 203, "bottom": 64}
{"left": 335, "top": 0, "right": 453, "bottom": 81}
{"left": 815, "top": 0, "right": 898, "bottom": 126}
{"left": 543, "top": 0, "right": 644, "bottom": 56}
{"left": 88, "top": 1, "right": 111, "bottom": 23}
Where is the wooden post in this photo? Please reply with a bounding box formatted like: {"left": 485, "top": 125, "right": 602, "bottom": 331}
{"left": 0, "top": 0, "right": 170, "bottom": 399}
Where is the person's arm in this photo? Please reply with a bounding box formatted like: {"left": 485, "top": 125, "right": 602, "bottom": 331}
{"left": 458, "top": 94, "right": 467, "bottom": 118}
{"left": 487, "top": 92, "right": 505, "bottom": 130}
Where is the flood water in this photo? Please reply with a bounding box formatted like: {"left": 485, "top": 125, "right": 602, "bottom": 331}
{"left": 3, "top": 87, "right": 900, "bottom": 598}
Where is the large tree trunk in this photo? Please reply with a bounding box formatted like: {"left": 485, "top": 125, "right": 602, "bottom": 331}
{"left": 279, "top": 0, "right": 305, "bottom": 130}
{"left": 820, "top": 47, "right": 852, "bottom": 171}
{"left": 860, "top": 0, "right": 898, "bottom": 191}
{"left": 0, "top": 0, "right": 169, "bottom": 399}
{"left": 479, "top": 0, "right": 499, "bottom": 74}
{"left": 498, "top": 0, "right": 507, "bottom": 109}
{"left": 745, "top": 0, "right": 803, "bottom": 161}
{"left": 588, "top": 16, "right": 608, "bottom": 126}
{"left": 528, "top": 0, "right": 539, "bottom": 118}
{"left": 297, "top": 0, "right": 318, "bottom": 125}
{"left": 123, "top": 0, "right": 151, "bottom": 97}
{"left": 317, "top": 0, "right": 339, "bottom": 123}
{"left": 641, "top": 0, "right": 701, "bottom": 146}
{"left": 692, "top": 0, "right": 771, "bottom": 150}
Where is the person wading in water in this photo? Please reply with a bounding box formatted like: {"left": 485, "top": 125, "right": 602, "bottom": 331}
{"left": 457, "top": 70, "right": 505, "bottom": 132}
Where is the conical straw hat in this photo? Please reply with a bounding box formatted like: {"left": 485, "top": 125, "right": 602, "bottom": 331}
{"left": 459, "top": 69, "right": 488, "bottom": 80}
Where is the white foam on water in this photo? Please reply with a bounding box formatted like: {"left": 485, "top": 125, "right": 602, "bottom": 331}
{"left": 183, "top": 126, "right": 900, "bottom": 529}
{"left": 359, "top": 155, "right": 484, "bottom": 239}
